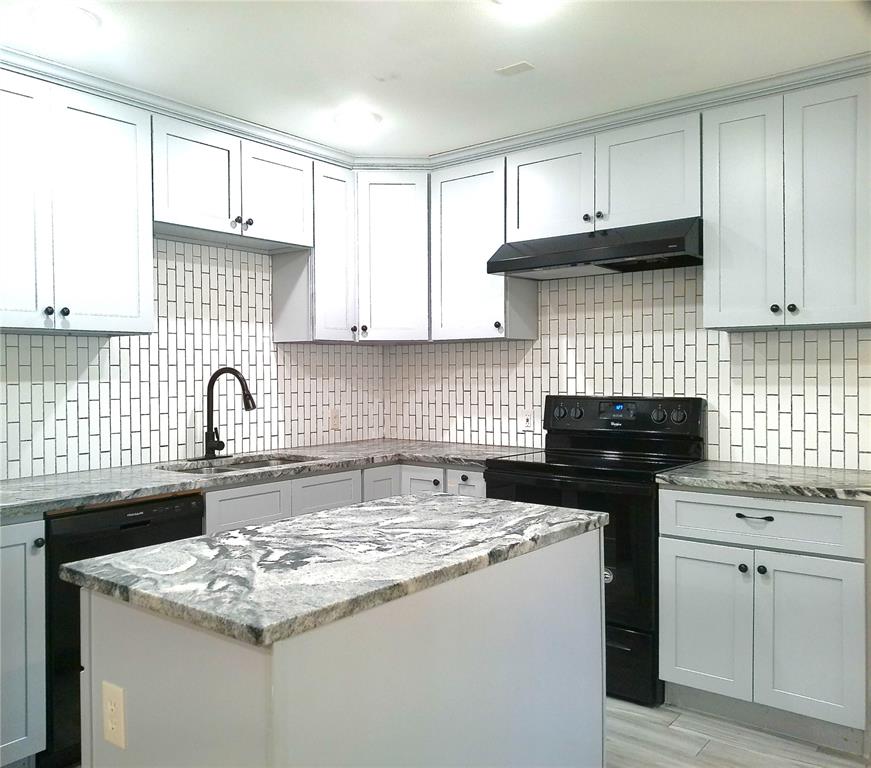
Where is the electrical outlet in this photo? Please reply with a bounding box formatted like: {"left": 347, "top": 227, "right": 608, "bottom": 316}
{"left": 329, "top": 406, "right": 341, "bottom": 431}
{"left": 521, "top": 408, "right": 534, "bottom": 432}
{"left": 102, "top": 681, "right": 126, "bottom": 749}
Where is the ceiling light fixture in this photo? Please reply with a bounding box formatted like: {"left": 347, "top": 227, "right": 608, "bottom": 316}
{"left": 332, "top": 102, "right": 384, "bottom": 134}
{"left": 28, "top": 2, "right": 102, "bottom": 35}
{"left": 489, "top": 0, "right": 562, "bottom": 25}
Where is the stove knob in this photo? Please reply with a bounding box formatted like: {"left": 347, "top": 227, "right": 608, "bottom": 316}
{"left": 651, "top": 407, "right": 668, "bottom": 424}
{"left": 670, "top": 408, "right": 688, "bottom": 425}
{"left": 570, "top": 406, "right": 584, "bottom": 420}
{"left": 553, "top": 405, "right": 568, "bottom": 420}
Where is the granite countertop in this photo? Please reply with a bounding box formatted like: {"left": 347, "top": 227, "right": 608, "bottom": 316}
{"left": 657, "top": 460, "right": 871, "bottom": 501}
{"left": 0, "top": 439, "right": 535, "bottom": 525}
{"left": 59, "top": 493, "right": 608, "bottom": 646}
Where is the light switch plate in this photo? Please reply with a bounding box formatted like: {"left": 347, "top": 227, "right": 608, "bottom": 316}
{"left": 102, "top": 680, "right": 126, "bottom": 749}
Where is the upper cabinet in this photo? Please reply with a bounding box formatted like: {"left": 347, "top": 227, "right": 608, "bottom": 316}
{"left": 431, "top": 158, "right": 537, "bottom": 340}
{"left": 703, "top": 75, "right": 870, "bottom": 329}
{"left": 0, "top": 70, "right": 154, "bottom": 334}
{"left": 357, "top": 170, "right": 429, "bottom": 341}
{"left": 594, "top": 114, "right": 700, "bottom": 229}
{"left": 507, "top": 136, "right": 595, "bottom": 240}
{"left": 152, "top": 116, "right": 313, "bottom": 248}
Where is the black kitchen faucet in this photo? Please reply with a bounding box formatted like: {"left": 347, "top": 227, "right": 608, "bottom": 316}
{"left": 204, "top": 367, "right": 256, "bottom": 458}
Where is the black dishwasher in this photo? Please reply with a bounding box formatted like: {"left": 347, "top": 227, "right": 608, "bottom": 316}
{"left": 39, "top": 494, "right": 204, "bottom": 768}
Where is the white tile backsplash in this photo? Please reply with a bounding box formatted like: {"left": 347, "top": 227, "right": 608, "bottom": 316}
{"left": 3, "top": 258, "right": 870, "bottom": 480}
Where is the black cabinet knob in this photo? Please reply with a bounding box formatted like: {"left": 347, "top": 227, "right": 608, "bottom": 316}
{"left": 361, "top": 325, "right": 368, "bottom": 332}
{"left": 432, "top": 478, "right": 440, "bottom": 487}
{"left": 461, "top": 474, "right": 469, "bottom": 482}
{"left": 232, "top": 215, "right": 243, "bottom": 226}
{"left": 582, "top": 213, "right": 591, "bottom": 222}
{"left": 34, "top": 537, "right": 46, "bottom": 548}
{"left": 757, "top": 565, "right": 768, "bottom": 575}
{"left": 59, "top": 307, "right": 70, "bottom": 317}
{"left": 738, "top": 563, "right": 748, "bottom": 573}
{"left": 770, "top": 304, "right": 781, "bottom": 314}
{"left": 351, "top": 325, "right": 358, "bottom": 333}
{"left": 787, "top": 303, "right": 798, "bottom": 313}
{"left": 44, "top": 306, "right": 54, "bottom": 316}
{"left": 245, "top": 218, "right": 254, "bottom": 226}
{"left": 494, "top": 321, "right": 502, "bottom": 330}
{"left": 595, "top": 211, "right": 604, "bottom": 219}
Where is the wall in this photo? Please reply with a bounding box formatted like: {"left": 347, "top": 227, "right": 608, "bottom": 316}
{"left": 384, "top": 267, "right": 871, "bottom": 470}
{"left": 0, "top": 239, "right": 382, "bottom": 480}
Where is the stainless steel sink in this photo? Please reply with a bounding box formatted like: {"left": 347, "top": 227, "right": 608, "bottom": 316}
{"left": 158, "top": 455, "right": 323, "bottom": 474}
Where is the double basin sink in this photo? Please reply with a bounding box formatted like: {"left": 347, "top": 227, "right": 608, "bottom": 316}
{"left": 158, "top": 454, "right": 325, "bottom": 475}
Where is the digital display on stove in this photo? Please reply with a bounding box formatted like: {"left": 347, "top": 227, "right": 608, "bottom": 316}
{"left": 599, "top": 401, "right": 637, "bottom": 420}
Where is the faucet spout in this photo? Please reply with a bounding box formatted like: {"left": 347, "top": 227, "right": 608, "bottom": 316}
{"left": 204, "top": 367, "right": 257, "bottom": 459}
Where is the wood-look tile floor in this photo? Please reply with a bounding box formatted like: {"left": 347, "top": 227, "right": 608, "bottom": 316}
{"left": 606, "top": 698, "right": 867, "bottom": 767}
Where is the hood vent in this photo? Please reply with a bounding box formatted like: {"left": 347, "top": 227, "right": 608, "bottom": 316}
{"left": 487, "top": 217, "right": 702, "bottom": 280}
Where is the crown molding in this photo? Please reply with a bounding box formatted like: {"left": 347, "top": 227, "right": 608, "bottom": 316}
{"left": 2, "top": 47, "right": 869, "bottom": 172}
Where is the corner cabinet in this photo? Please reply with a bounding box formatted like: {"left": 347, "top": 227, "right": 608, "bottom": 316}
{"left": 703, "top": 75, "right": 871, "bottom": 329}
{"left": 0, "top": 70, "right": 154, "bottom": 334}
{"left": 357, "top": 170, "right": 429, "bottom": 341}
{"left": 1, "top": 520, "right": 47, "bottom": 766}
{"left": 431, "top": 158, "right": 537, "bottom": 340}
{"left": 153, "top": 116, "right": 313, "bottom": 249}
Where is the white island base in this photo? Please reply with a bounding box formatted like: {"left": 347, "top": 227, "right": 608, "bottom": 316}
{"left": 80, "top": 532, "right": 605, "bottom": 768}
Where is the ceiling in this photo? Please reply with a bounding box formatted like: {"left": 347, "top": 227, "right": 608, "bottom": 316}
{"left": 1, "top": 0, "right": 869, "bottom": 157}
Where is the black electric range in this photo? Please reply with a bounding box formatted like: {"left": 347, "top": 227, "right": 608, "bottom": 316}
{"left": 485, "top": 395, "right": 705, "bottom": 706}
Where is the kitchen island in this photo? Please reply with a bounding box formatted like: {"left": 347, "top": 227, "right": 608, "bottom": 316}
{"left": 62, "top": 493, "right": 609, "bottom": 768}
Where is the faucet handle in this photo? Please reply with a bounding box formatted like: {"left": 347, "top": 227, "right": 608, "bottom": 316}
{"left": 213, "top": 428, "right": 225, "bottom": 453}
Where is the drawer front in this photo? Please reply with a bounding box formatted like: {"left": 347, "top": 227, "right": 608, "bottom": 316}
{"left": 446, "top": 468, "right": 486, "bottom": 497}
{"left": 362, "top": 465, "right": 402, "bottom": 501}
{"left": 291, "top": 470, "right": 362, "bottom": 515}
{"left": 400, "top": 466, "right": 446, "bottom": 494}
{"left": 659, "top": 489, "right": 865, "bottom": 559}
{"left": 205, "top": 480, "right": 292, "bottom": 534}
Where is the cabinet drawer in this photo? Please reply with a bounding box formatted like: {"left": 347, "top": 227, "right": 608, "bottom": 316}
{"left": 659, "top": 489, "right": 865, "bottom": 559}
{"left": 446, "top": 468, "right": 486, "bottom": 497}
{"left": 291, "top": 470, "right": 362, "bottom": 515}
{"left": 205, "top": 480, "right": 292, "bottom": 534}
{"left": 362, "top": 465, "right": 401, "bottom": 501}
{"left": 400, "top": 466, "right": 445, "bottom": 494}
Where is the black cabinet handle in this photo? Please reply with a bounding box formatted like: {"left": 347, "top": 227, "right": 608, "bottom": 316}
{"left": 432, "top": 478, "right": 440, "bottom": 487}
{"left": 361, "top": 325, "right": 368, "bottom": 332}
{"left": 351, "top": 325, "right": 358, "bottom": 333}
{"left": 770, "top": 304, "right": 781, "bottom": 314}
{"left": 582, "top": 213, "right": 591, "bottom": 222}
{"left": 736, "top": 512, "right": 774, "bottom": 522}
{"left": 787, "top": 303, "right": 798, "bottom": 313}
{"left": 757, "top": 565, "right": 768, "bottom": 575}
{"left": 494, "top": 321, "right": 502, "bottom": 330}
{"left": 595, "top": 211, "right": 604, "bottom": 219}
{"left": 461, "top": 474, "right": 469, "bottom": 482}
{"left": 44, "top": 306, "right": 54, "bottom": 316}
{"left": 34, "top": 537, "right": 46, "bottom": 548}
{"left": 59, "top": 307, "right": 70, "bottom": 317}
{"left": 738, "top": 563, "right": 748, "bottom": 573}
{"left": 245, "top": 218, "right": 254, "bottom": 226}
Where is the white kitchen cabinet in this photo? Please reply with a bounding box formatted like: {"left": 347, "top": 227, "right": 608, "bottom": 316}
{"left": 446, "top": 468, "right": 486, "bottom": 497}
{"left": 357, "top": 170, "right": 429, "bottom": 341}
{"left": 594, "top": 113, "right": 700, "bottom": 229}
{"left": 205, "top": 480, "right": 292, "bottom": 534}
{"left": 659, "top": 537, "right": 755, "bottom": 701}
{"left": 702, "top": 96, "right": 785, "bottom": 329}
{"left": 783, "top": 76, "right": 870, "bottom": 326}
{"left": 0, "top": 70, "right": 53, "bottom": 331}
{"left": 1, "top": 521, "right": 46, "bottom": 766}
{"left": 506, "top": 136, "right": 595, "bottom": 241}
{"left": 400, "top": 466, "right": 445, "bottom": 494}
{"left": 0, "top": 71, "right": 153, "bottom": 334}
{"left": 363, "top": 465, "right": 402, "bottom": 501}
{"left": 430, "top": 158, "right": 537, "bottom": 340}
{"left": 290, "top": 470, "right": 362, "bottom": 515}
{"left": 153, "top": 117, "right": 313, "bottom": 248}
{"left": 753, "top": 551, "right": 865, "bottom": 728}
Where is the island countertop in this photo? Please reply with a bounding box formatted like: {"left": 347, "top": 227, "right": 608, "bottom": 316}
{"left": 60, "top": 494, "right": 608, "bottom": 647}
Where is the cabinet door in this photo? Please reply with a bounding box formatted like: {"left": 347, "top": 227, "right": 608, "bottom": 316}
{"left": 506, "top": 136, "right": 594, "bottom": 241}
{"left": 400, "top": 466, "right": 445, "bottom": 494}
{"left": 205, "top": 481, "right": 293, "bottom": 534}
{"left": 446, "top": 469, "right": 486, "bottom": 497}
{"left": 52, "top": 91, "right": 154, "bottom": 333}
{"left": 241, "top": 140, "right": 313, "bottom": 246}
{"left": 152, "top": 116, "right": 241, "bottom": 234}
{"left": 313, "top": 162, "right": 357, "bottom": 341}
{"left": 363, "top": 465, "right": 402, "bottom": 501}
{"left": 702, "top": 96, "right": 785, "bottom": 329}
{"left": 784, "top": 76, "right": 871, "bottom": 325}
{"left": 431, "top": 158, "right": 508, "bottom": 340}
{"left": 594, "top": 113, "right": 700, "bottom": 229}
{"left": 0, "top": 71, "right": 54, "bottom": 331}
{"left": 357, "top": 170, "right": 429, "bottom": 341}
{"left": 753, "top": 551, "right": 865, "bottom": 728}
{"left": 659, "top": 538, "right": 754, "bottom": 701}
{"left": 1, "top": 521, "right": 46, "bottom": 765}
{"left": 290, "top": 470, "right": 362, "bottom": 515}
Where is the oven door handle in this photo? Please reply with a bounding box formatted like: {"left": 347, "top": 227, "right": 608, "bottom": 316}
{"left": 606, "top": 640, "right": 634, "bottom": 653}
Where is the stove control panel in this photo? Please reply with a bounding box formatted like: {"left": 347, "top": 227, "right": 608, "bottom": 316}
{"left": 544, "top": 396, "right": 705, "bottom": 435}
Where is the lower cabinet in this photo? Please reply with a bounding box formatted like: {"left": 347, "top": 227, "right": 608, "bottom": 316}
{"left": 659, "top": 499, "right": 866, "bottom": 729}
{"left": 205, "top": 480, "right": 293, "bottom": 534}
{"left": 401, "top": 466, "right": 446, "bottom": 494}
{"left": 362, "top": 465, "right": 402, "bottom": 501}
{"left": 446, "top": 469, "right": 486, "bottom": 498}
{"left": 1, "top": 521, "right": 46, "bottom": 766}
{"left": 290, "top": 470, "right": 362, "bottom": 515}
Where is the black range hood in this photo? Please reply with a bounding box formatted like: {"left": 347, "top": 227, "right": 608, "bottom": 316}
{"left": 487, "top": 217, "right": 702, "bottom": 279}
